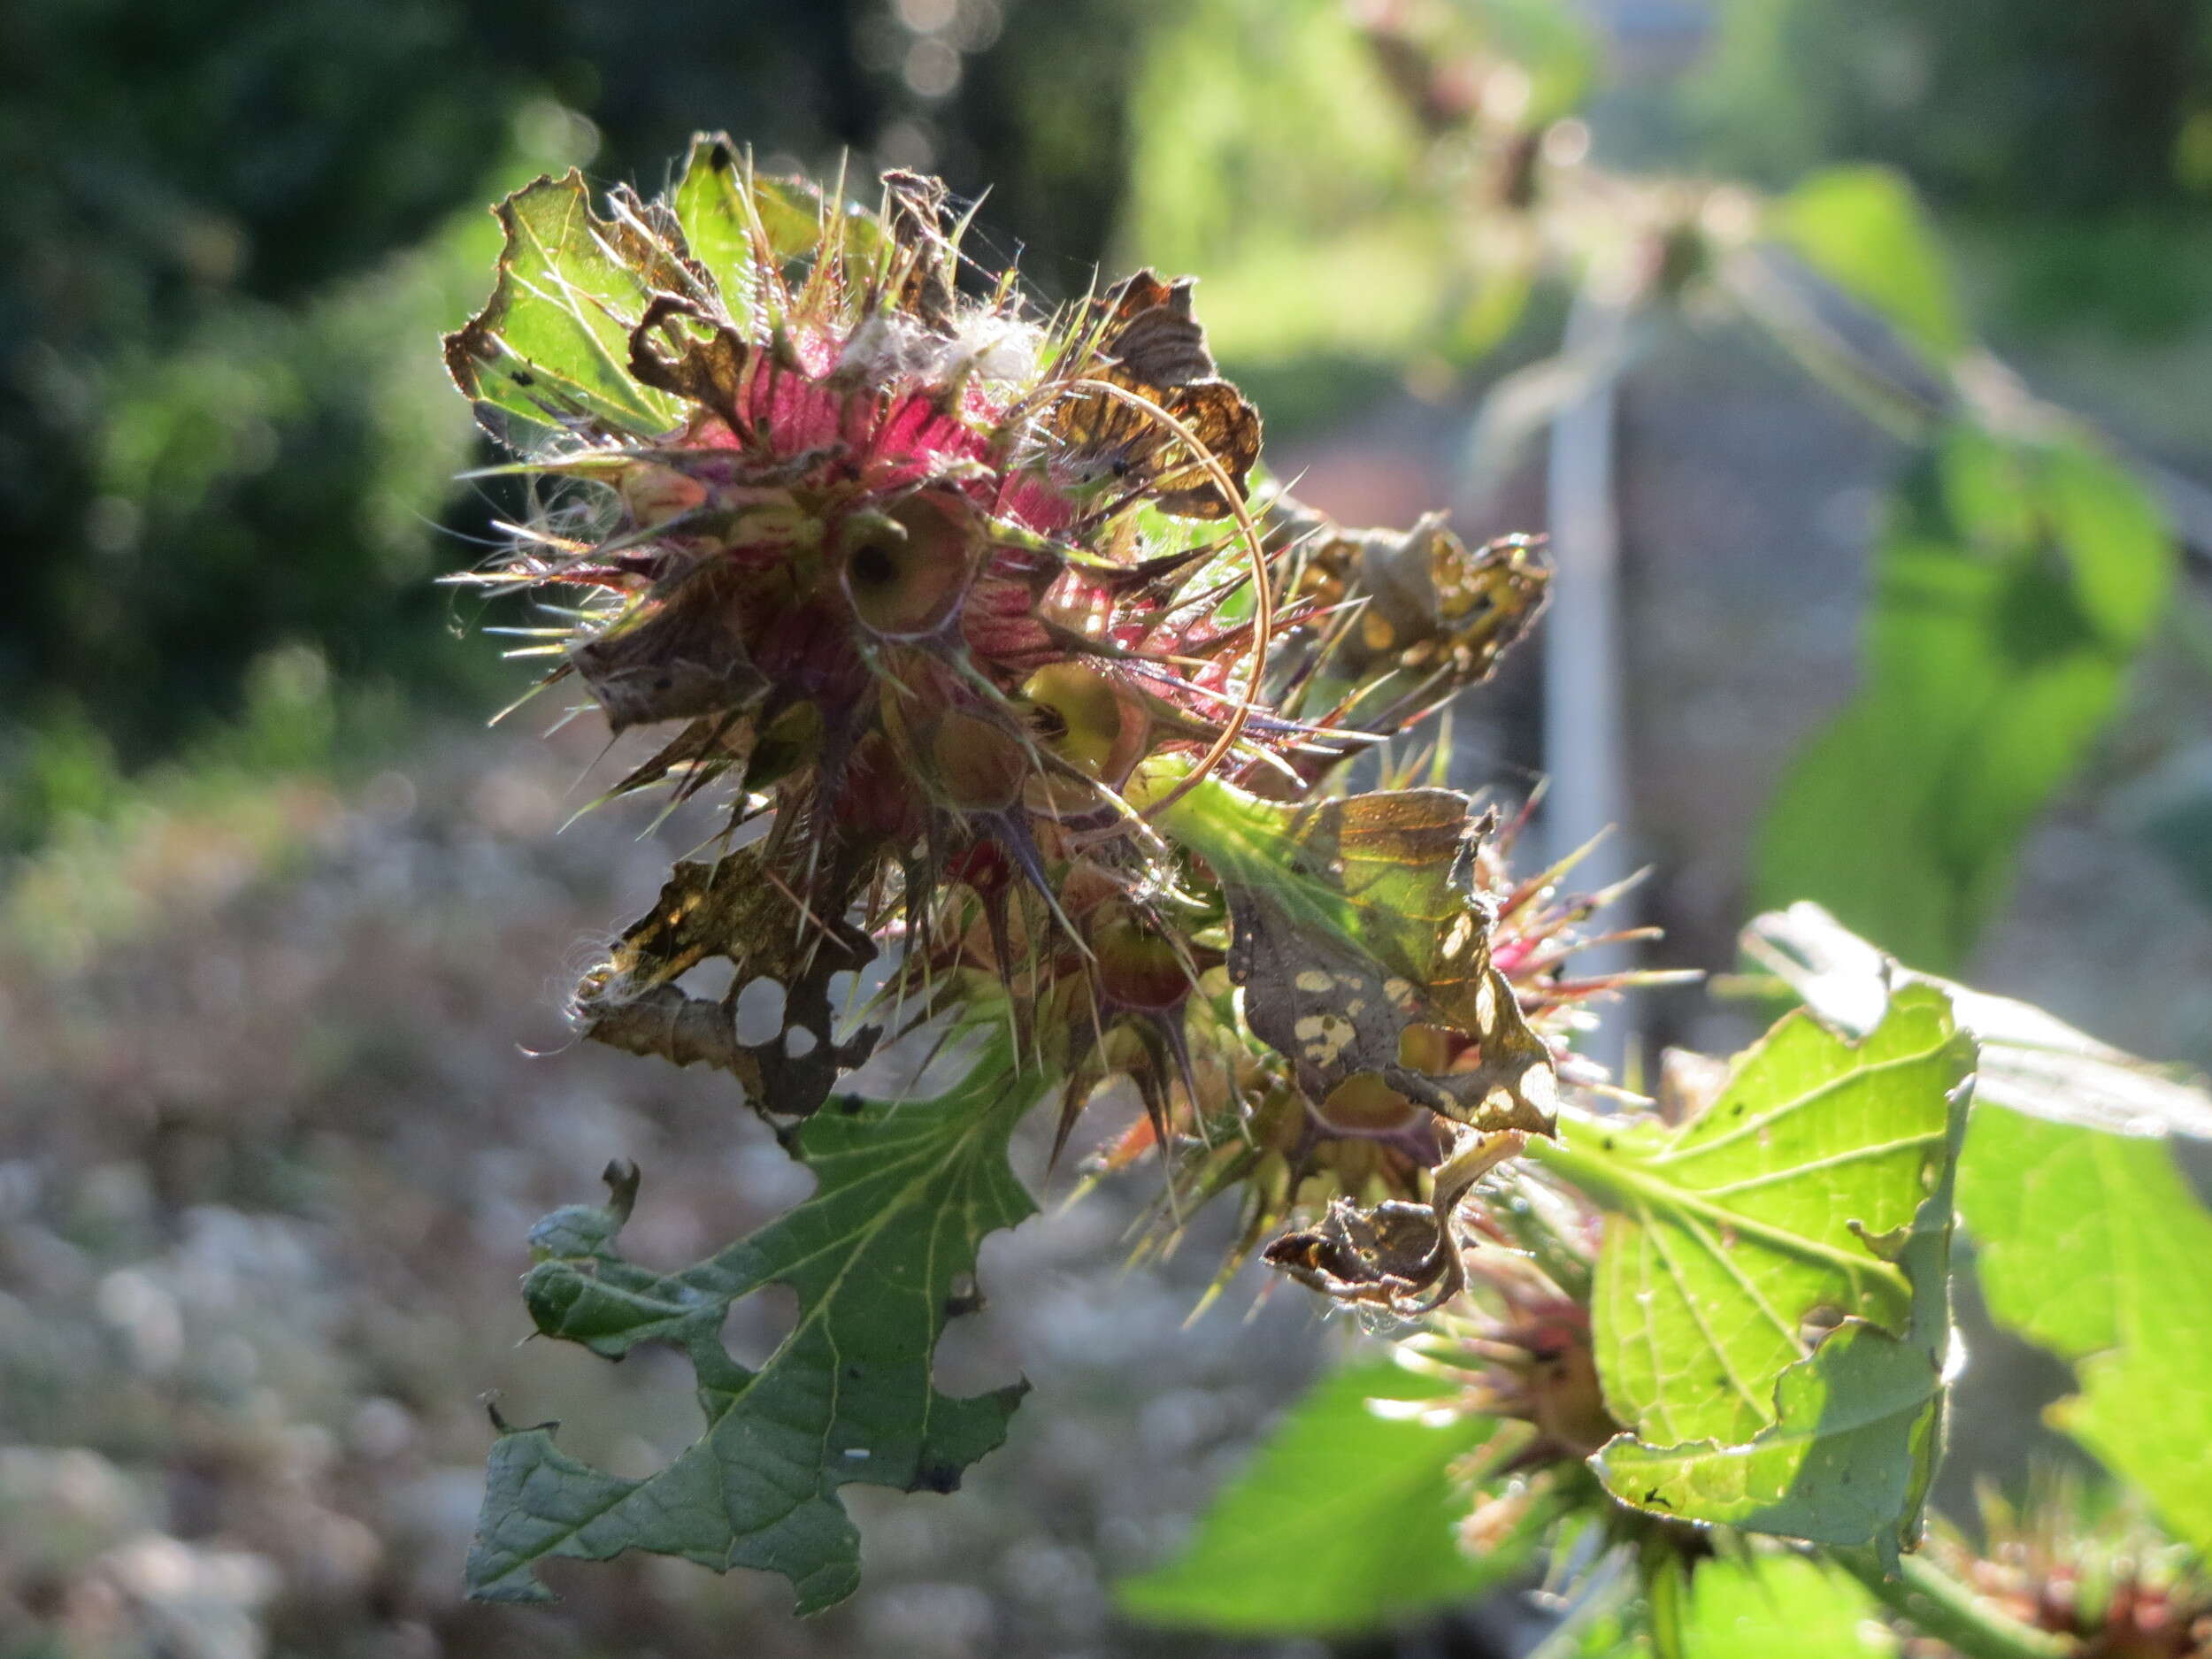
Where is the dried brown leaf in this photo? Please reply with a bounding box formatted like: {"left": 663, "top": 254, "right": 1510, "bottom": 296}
{"left": 570, "top": 566, "right": 766, "bottom": 733}
{"left": 882, "top": 169, "right": 958, "bottom": 334}
{"left": 1263, "top": 1198, "right": 1448, "bottom": 1307}
{"left": 577, "top": 849, "right": 878, "bottom": 1115}
{"left": 1050, "top": 269, "right": 1262, "bottom": 519}
{"left": 626, "top": 295, "right": 751, "bottom": 432}
{"left": 1288, "top": 508, "right": 1551, "bottom": 692}
{"left": 1223, "top": 791, "right": 1557, "bottom": 1137}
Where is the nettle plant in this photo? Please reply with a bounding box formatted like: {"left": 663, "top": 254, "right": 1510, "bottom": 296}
{"left": 442, "top": 140, "right": 2212, "bottom": 1655}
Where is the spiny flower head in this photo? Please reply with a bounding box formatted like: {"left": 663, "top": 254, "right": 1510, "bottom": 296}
{"left": 444, "top": 137, "right": 1610, "bottom": 1309}
{"left": 452, "top": 155, "right": 1254, "bottom": 829}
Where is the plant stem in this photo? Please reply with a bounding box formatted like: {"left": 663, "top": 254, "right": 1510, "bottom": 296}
{"left": 1833, "top": 1548, "right": 2074, "bottom": 1659}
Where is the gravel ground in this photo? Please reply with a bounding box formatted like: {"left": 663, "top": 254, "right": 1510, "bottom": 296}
{"left": 0, "top": 722, "right": 1382, "bottom": 1659}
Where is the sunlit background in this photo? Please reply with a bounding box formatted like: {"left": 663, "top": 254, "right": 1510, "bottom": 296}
{"left": 5, "top": 1, "right": 2211, "bottom": 1655}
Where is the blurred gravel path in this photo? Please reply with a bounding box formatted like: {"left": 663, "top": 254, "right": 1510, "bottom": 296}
{"left": 0, "top": 724, "right": 1361, "bottom": 1659}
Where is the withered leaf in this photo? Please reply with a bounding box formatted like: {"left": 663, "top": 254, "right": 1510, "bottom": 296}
{"left": 1053, "top": 375, "right": 1261, "bottom": 519}
{"left": 1283, "top": 503, "right": 1552, "bottom": 691}
{"left": 881, "top": 168, "right": 958, "bottom": 335}
{"left": 1095, "top": 271, "right": 1219, "bottom": 388}
{"left": 1148, "top": 380, "right": 1262, "bottom": 519}
{"left": 627, "top": 295, "right": 750, "bottom": 433}
{"left": 1222, "top": 791, "right": 1557, "bottom": 1136}
{"left": 571, "top": 565, "right": 766, "bottom": 733}
{"left": 602, "top": 712, "right": 756, "bottom": 804}
{"left": 577, "top": 849, "right": 879, "bottom": 1116}
{"left": 595, "top": 191, "right": 715, "bottom": 335}
{"left": 1050, "top": 269, "right": 1261, "bottom": 519}
{"left": 1263, "top": 1198, "right": 1448, "bottom": 1309}
{"left": 1261, "top": 1128, "right": 1523, "bottom": 1312}
{"left": 601, "top": 181, "right": 705, "bottom": 297}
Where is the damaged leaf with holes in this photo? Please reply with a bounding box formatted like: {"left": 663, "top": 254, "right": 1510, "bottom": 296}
{"left": 466, "top": 1026, "right": 1039, "bottom": 1613}
{"left": 1138, "top": 763, "right": 1558, "bottom": 1136}
{"left": 446, "top": 138, "right": 1287, "bottom": 1141}
{"left": 575, "top": 849, "right": 877, "bottom": 1116}
{"left": 1279, "top": 503, "right": 1551, "bottom": 730}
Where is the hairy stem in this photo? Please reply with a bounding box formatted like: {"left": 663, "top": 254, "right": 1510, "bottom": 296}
{"left": 1834, "top": 1548, "right": 2075, "bottom": 1659}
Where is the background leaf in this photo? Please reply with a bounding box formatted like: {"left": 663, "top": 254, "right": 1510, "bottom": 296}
{"left": 1543, "top": 986, "right": 1972, "bottom": 1563}
{"left": 1756, "top": 427, "right": 2174, "bottom": 972}
{"left": 1115, "top": 1356, "right": 1546, "bottom": 1636}
{"left": 1767, "top": 165, "right": 1966, "bottom": 364}
{"left": 465, "top": 1035, "right": 1039, "bottom": 1613}
{"left": 1955, "top": 1108, "right": 2212, "bottom": 1555}
{"left": 1742, "top": 902, "right": 2212, "bottom": 1138}
{"left": 1676, "top": 1552, "right": 1891, "bottom": 1659}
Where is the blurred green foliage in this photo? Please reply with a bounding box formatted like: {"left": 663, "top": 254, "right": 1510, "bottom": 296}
{"left": 5, "top": 4, "right": 2211, "bottom": 1653}
{"left": 3, "top": 0, "right": 565, "bottom": 768}
{"left": 1688, "top": 0, "right": 2212, "bottom": 348}
{"left": 1698, "top": 1554, "right": 1891, "bottom": 1655}
{"left": 1767, "top": 166, "right": 1967, "bottom": 365}
{"left": 1121, "top": 0, "right": 1592, "bottom": 372}
{"left": 1686, "top": 0, "right": 2212, "bottom": 212}
{"left": 1119, "top": 0, "right": 1455, "bottom": 425}
{"left": 0, "top": 0, "right": 1158, "bottom": 841}
{"left": 1118, "top": 1357, "right": 1547, "bottom": 1635}
{"left": 1114, "top": 0, "right": 1602, "bottom": 449}
{"left": 1959, "top": 1105, "right": 2212, "bottom": 1561}
{"left": 12, "top": 0, "right": 2203, "bottom": 811}
{"left": 9, "top": 0, "right": 2206, "bottom": 1023}
{"left": 1757, "top": 426, "right": 2175, "bottom": 973}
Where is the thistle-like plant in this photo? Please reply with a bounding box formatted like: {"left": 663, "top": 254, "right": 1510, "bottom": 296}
{"left": 442, "top": 134, "right": 1630, "bottom": 1606}
{"left": 440, "top": 139, "right": 2212, "bottom": 1659}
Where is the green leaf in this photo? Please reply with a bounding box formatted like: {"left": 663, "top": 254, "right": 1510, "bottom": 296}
{"left": 755, "top": 174, "right": 885, "bottom": 271}
{"left": 1678, "top": 1553, "right": 1891, "bottom": 1659}
{"left": 443, "top": 170, "right": 687, "bottom": 438}
{"left": 1743, "top": 902, "right": 2212, "bottom": 1139}
{"left": 1756, "top": 427, "right": 2175, "bottom": 972}
{"left": 1535, "top": 985, "right": 1973, "bottom": 1564}
{"left": 1116, "top": 1357, "right": 1545, "bottom": 1635}
{"left": 1768, "top": 166, "right": 1966, "bottom": 364}
{"left": 670, "top": 134, "right": 763, "bottom": 334}
{"left": 665, "top": 134, "right": 884, "bottom": 339}
{"left": 2036, "top": 437, "right": 2173, "bottom": 646}
{"left": 1737, "top": 907, "right": 2212, "bottom": 1554}
{"left": 1469, "top": 0, "right": 1599, "bottom": 125}
{"left": 464, "top": 1033, "right": 1040, "bottom": 1613}
{"left": 1955, "top": 1109, "right": 2212, "bottom": 1556}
